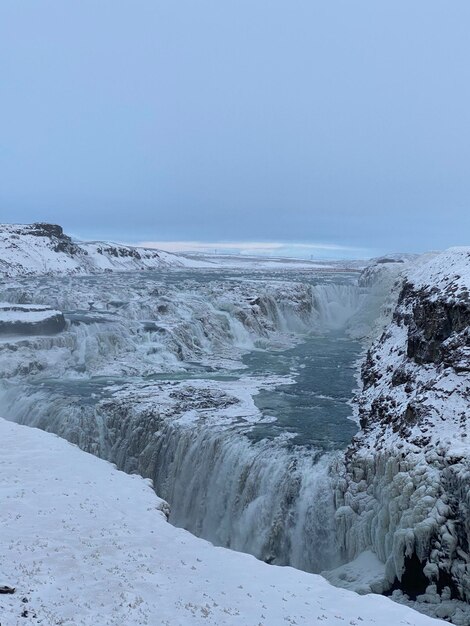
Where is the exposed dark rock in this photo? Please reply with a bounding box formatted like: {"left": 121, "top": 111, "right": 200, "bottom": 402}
{"left": 377, "top": 257, "right": 405, "bottom": 265}
{"left": 30, "top": 223, "right": 64, "bottom": 238}
{"left": 97, "top": 246, "right": 143, "bottom": 260}
{"left": 395, "top": 282, "right": 470, "bottom": 367}
{"left": 390, "top": 553, "right": 429, "bottom": 599}
{"left": 30, "top": 223, "right": 83, "bottom": 256}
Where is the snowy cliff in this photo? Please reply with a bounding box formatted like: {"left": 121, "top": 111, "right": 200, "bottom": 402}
{"left": 333, "top": 248, "right": 470, "bottom": 624}
{"left": 0, "top": 222, "right": 209, "bottom": 276}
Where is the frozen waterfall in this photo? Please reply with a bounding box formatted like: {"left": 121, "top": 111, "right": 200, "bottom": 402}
{"left": 0, "top": 270, "right": 378, "bottom": 574}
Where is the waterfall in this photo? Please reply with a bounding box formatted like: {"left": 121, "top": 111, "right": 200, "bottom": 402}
{"left": 149, "top": 425, "right": 340, "bottom": 572}
{"left": 0, "top": 379, "right": 341, "bottom": 574}
{"left": 0, "top": 271, "right": 375, "bottom": 575}
{"left": 312, "top": 283, "right": 364, "bottom": 330}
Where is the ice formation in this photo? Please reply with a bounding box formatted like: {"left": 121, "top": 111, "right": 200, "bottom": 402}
{"left": 334, "top": 248, "right": 470, "bottom": 624}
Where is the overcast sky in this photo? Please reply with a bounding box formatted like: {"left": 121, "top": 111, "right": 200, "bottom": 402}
{"left": 1, "top": 1, "right": 469, "bottom": 257}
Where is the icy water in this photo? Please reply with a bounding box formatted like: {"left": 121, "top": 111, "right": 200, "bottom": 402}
{"left": 153, "top": 269, "right": 361, "bottom": 450}
{"left": 74, "top": 303, "right": 358, "bottom": 449}
{"left": 25, "top": 321, "right": 361, "bottom": 450}
{"left": 0, "top": 268, "right": 367, "bottom": 573}
{"left": 243, "top": 334, "right": 360, "bottom": 448}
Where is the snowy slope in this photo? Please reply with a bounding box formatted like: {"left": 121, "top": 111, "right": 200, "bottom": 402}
{"left": 0, "top": 223, "right": 211, "bottom": 277}
{"left": 0, "top": 418, "right": 443, "bottom": 626}
{"left": 404, "top": 247, "right": 470, "bottom": 303}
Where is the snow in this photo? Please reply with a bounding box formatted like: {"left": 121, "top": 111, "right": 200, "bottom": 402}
{"left": 406, "top": 248, "right": 470, "bottom": 303}
{"left": 0, "top": 223, "right": 212, "bottom": 277}
{"left": 0, "top": 417, "right": 444, "bottom": 626}
{"left": 0, "top": 222, "right": 367, "bottom": 277}
{"left": 322, "top": 550, "right": 387, "bottom": 595}
{"left": 179, "top": 253, "right": 344, "bottom": 270}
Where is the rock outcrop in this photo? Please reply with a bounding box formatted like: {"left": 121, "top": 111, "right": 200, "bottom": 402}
{"left": 0, "top": 303, "right": 66, "bottom": 335}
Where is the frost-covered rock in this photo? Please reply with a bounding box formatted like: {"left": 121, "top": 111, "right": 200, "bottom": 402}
{"left": 358, "top": 253, "right": 420, "bottom": 289}
{"left": 335, "top": 248, "right": 470, "bottom": 623}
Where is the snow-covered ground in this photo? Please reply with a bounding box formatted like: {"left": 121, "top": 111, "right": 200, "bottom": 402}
{"left": 177, "top": 252, "right": 360, "bottom": 271}
{"left": 0, "top": 417, "right": 444, "bottom": 626}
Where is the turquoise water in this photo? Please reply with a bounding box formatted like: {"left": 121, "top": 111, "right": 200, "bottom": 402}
{"left": 243, "top": 332, "right": 360, "bottom": 448}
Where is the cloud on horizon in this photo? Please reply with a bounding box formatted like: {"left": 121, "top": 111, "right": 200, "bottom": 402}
{"left": 139, "top": 240, "right": 373, "bottom": 260}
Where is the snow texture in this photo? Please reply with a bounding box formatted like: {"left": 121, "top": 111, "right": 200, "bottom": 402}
{"left": 0, "top": 417, "right": 444, "bottom": 626}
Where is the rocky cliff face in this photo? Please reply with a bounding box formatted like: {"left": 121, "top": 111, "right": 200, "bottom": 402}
{"left": 334, "top": 248, "right": 470, "bottom": 624}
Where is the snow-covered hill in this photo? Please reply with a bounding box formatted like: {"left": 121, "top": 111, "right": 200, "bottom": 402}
{"left": 0, "top": 223, "right": 361, "bottom": 277}
{"left": 0, "top": 417, "right": 443, "bottom": 626}
{"left": 332, "top": 247, "right": 470, "bottom": 624}
{"left": 0, "top": 223, "right": 210, "bottom": 277}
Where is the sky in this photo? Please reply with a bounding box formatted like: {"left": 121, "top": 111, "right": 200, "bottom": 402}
{"left": 1, "top": 1, "right": 469, "bottom": 258}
